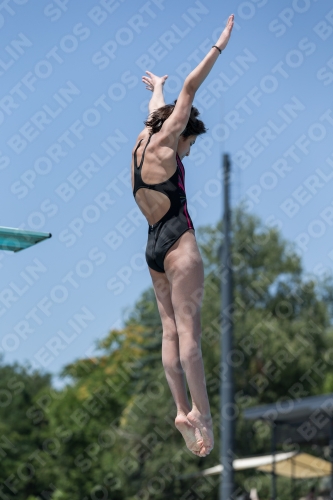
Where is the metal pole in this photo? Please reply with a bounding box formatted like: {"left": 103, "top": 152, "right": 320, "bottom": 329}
{"left": 330, "top": 417, "right": 333, "bottom": 500}
{"left": 271, "top": 422, "right": 277, "bottom": 500}
{"left": 291, "top": 457, "right": 295, "bottom": 500}
{"left": 220, "top": 154, "right": 235, "bottom": 500}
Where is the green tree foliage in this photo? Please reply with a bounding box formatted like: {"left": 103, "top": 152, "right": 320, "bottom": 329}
{"left": 1, "top": 207, "right": 333, "bottom": 499}
{"left": 0, "top": 357, "right": 57, "bottom": 499}
{"left": 208, "top": 211, "right": 331, "bottom": 382}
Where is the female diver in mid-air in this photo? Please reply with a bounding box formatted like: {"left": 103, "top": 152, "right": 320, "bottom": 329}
{"left": 131, "top": 15, "right": 234, "bottom": 457}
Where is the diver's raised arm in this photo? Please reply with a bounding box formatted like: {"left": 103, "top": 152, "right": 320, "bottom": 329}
{"left": 142, "top": 71, "right": 168, "bottom": 114}
{"left": 184, "top": 14, "right": 234, "bottom": 94}
{"left": 162, "top": 14, "right": 234, "bottom": 137}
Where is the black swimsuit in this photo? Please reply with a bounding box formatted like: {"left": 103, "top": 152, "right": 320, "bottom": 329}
{"left": 133, "top": 135, "right": 194, "bottom": 273}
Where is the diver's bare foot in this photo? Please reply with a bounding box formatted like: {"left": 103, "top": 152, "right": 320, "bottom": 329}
{"left": 175, "top": 414, "right": 204, "bottom": 456}
{"left": 187, "top": 408, "right": 214, "bottom": 457}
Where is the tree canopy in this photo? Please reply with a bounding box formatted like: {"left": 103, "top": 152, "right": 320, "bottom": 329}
{"left": 1, "top": 207, "right": 333, "bottom": 499}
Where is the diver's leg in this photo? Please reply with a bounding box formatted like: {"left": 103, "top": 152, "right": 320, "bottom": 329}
{"left": 149, "top": 267, "right": 203, "bottom": 456}
{"left": 164, "top": 230, "right": 214, "bottom": 456}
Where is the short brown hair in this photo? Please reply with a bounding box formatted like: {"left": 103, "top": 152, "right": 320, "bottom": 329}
{"left": 144, "top": 100, "right": 207, "bottom": 137}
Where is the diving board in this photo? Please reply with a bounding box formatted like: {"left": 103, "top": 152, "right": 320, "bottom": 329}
{"left": 0, "top": 226, "right": 52, "bottom": 252}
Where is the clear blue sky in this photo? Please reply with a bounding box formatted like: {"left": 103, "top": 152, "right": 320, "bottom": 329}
{"left": 1, "top": 0, "right": 333, "bottom": 388}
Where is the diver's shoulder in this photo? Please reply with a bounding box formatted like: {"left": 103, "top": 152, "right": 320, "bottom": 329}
{"left": 132, "top": 129, "right": 150, "bottom": 149}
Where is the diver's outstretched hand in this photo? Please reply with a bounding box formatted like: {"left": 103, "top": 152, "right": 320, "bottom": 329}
{"left": 217, "top": 14, "right": 234, "bottom": 52}
{"left": 142, "top": 71, "right": 168, "bottom": 92}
